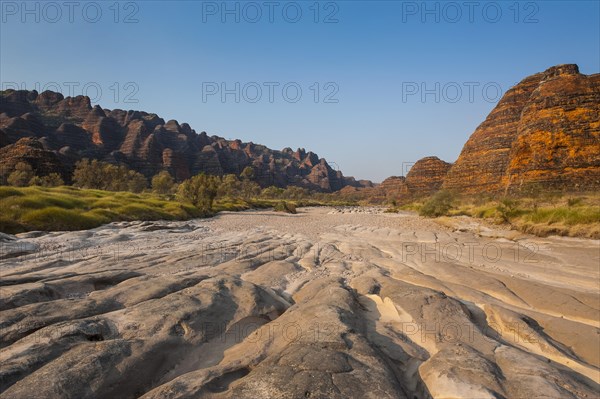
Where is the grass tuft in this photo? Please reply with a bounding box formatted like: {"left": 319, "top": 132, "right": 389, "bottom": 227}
{"left": 0, "top": 186, "right": 206, "bottom": 233}
{"left": 0, "top": 186, "right": 24, "bottom": 200}
{"left": 402, "top": 191, "right": 600, "bottom": 239}
{"left": 21, "top": 207, "right": 106, "bottom": 231}
{"left": 274, "top": 201, "right": 297, "bottom": 214}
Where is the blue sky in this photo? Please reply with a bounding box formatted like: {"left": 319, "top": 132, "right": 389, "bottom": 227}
{"left": 1, "top": 0, "right": 599, "bottom": 182}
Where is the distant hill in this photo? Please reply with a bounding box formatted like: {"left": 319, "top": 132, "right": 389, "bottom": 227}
{"left": 0, "top": 90, "right": 372, "bottom": 191}
{"left": 2, "top": 64, "right": 598, "bottom": 196}
{"left": 364, "top": 64, "right": 600, "bottom": 200}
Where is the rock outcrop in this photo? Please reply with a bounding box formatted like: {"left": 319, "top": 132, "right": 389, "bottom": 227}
{"left": 334, "top": 176, "right": 409, "bottom": 203}
{"left": 378, "top": 176, "right": 410, "bottom": 198}
{"left": 405, "top": 156, "right": 452, "bottom": 196}
{"left": 502, "top": 66, "right": 600, "bottom": 191}
{"left": 444, "top": 64, "right": 600, "bottom": 193}
{"left": 1, "top": 209, "right": 598, "bottom": 398}
{"left": 0, "top": 137, "right": 63, "bottom": 179}
{"left": 0, "top": 90, "right": 369, "bottom": 191}
{"left": 361, "top": 64, "right": 599, "bottom": 201}
{"left": 336, "top": 160, "right": 454, "bottom": 202}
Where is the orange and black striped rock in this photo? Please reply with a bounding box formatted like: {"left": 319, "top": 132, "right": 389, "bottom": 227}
{"left": 405, "top": 156, "right": 452, "bottom": 196}
{"left": 444, "top": 64, "right": 600, "bottom": 194}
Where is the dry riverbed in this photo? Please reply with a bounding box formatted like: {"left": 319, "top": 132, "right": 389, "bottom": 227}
{"left": 1, "top": 207, "right": 599, "bottom": 398}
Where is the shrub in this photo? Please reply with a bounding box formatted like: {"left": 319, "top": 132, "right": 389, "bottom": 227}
{"left": 28, "top": 173, "right": 64, "bottom": 187}
{"left": 127, "top": 171, "right": 148, "bottom": 193}
{"left": 274, "top": 201, "right": 297, "bottom": 214}
{"left": 72, "top": 159, "right": 105, "bottom": 189}
{"left": 177, "top": 173, "right": 220, "bottom": 212}
{"left": 419, "top": 190, "right": 455, "bottom": 217}
{"left": 45, "top": 173, "right": 64, "bottom": 187}
{"left": 73, "top": 159, "right": 147, "bottom": 192}
{"left": 240, "top": 166, "right": 255, "bottom": 181}
{"left": 7, "top": 162, "right": 34, "bottom": 187}
{"left": 282, "top": 186, "right": 310, "bottom": 200}
{"left": 218, "top": 174, "right": 241, "bottom": 198}
{"left": 28, "top": 176, "right": 44, "bottom": 186}
{"left": 151, "top": 171, "right": 175, "bottom": 195}
{"left": 261, "top": 186, "right": 284, "bottom": 199}
{"left": 241, "top": 180, "right": 261, "bottom": 200}
{"left": 496, "top": 198, "right": 520, "bottom": 222}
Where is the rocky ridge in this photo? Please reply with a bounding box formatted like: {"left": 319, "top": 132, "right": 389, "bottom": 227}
{"left": 0, "top": 90, "right": 368, "bottom": 191}
{"left": 1, "top": 64, "right": 598, "bottom": 196}
{"left": 358, "top": 64, "right": 599, "bottom": 200}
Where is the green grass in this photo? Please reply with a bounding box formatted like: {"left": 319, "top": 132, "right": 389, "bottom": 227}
{"left": 419, "top": 190, "right": 454, "bottom": 217}
{"left": 21, "top": 207, "right": 107, "bottom": 231}
{"left": 0, "top": 186, "right": 357, "bottom": 234}
{"left": 0, "top": 186, "right": 24, "bottom": 200}
{"left": 522, "top": 206, "right": 600, "bottom": 225}
{"left": 8, "top": 185, "right": 595, "bottom": 238}
{"left": 213, "top": 197, "right": 354, "bottom": 213}
{"left": 391, "top": 191, "right": 600, "bottom": 239}
{"left": 0, "top": 186, "right": 206, "bottom": 234}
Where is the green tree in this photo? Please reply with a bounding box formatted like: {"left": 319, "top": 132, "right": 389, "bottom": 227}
{"left": 241, "top": 180, "right": 261, "bottom": 200}
{"left": 127, "top": 170, "right": 148, "bottom": 193}
{"left": 261, "top": 186, "right": 284, "bottom": 199}
{"left": 73, "top": 160, "right": 146, "bottom": 192}
{"left": 28, "top": 175, "right": 44, "bottom": 186}
{"left": 7, "top": 162, "right": 35, "bottom": 187}
{"left": 177, "top": 173, "right": 220, "bottom": 212}
{"left": 218, "top": 174, "right": 241, "bottom": 198}
{"left": 102, "top": 164, "right": 122, "bottom": 191}
{"left": 28, "top": 173, "right": 64, "bottom": 187}
{"left": 282, "top": 186, "right": 309, "bottom": 200}
{"left": 101, "top": 164, "right": 129, "bottom": 191}
{"left": 151, "top": 171, "right": 176, "bottom": 195}
{"left": 73, "top": 159, "right": 104, "bottom": 189}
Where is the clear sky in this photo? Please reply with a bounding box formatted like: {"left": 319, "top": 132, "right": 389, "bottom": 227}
{"left": 1, "top": 0, "right": 598, "bottom": 182}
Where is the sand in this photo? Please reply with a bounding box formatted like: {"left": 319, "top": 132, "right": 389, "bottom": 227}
{"left": 1, "top": 207, "right": 598, "bottom": 398}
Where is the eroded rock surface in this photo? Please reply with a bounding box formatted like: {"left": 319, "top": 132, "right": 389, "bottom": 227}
{"left": 1, "top": 208, "right": 599, "bottom": 398}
